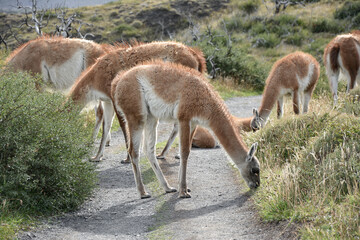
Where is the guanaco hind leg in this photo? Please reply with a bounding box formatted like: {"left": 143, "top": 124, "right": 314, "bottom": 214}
{"left": 91, "top": 101, "right": 115, "bottom": 161}
{"left": 128, "top": 122, "right": 151, "bottom": 199}
{"left": 157, "top": 123, "right": 179, "bottom": 159}
{"left": 92, "top": 101, "right": 103, "bottom": 142}
{"left": 92, "top": 101, "right": 112, "bottom": 146}
{"left": 115, "top": 111, "right": 131, "bottom": 164}
{"left": 144, "top": 115, "right": 176, "bottom": 193}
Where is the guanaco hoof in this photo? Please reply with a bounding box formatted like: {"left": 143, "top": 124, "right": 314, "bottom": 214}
{"left": 179, "top": 192, "right": 191, "bottom": 198}
{"left": 156, "top": 155, "right": 165, "bottom": 160}
{"left": 141, "top": 194, "right": 151, "bottom": 199}
{"left": 90, "top": 156, "right": 103, "bottom": 162}
{"left": 121, "top": 159, "right": 131, "bottom": 164}
{"left": 166, "top": 188, "right": 177, "bottom": 193}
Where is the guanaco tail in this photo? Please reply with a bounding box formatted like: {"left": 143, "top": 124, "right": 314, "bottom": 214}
{"left": 111, "top": 61, "right": 260, "bottom": 198}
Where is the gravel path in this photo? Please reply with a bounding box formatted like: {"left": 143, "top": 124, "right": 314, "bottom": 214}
{"left": 19, "top": 95, "right": 298, "bottom": 240}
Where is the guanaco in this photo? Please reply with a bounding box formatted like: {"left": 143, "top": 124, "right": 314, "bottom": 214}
{"left": 111, "top": 61, "right": 260, "bottom": 198}
{"left": 5, "top": 36, "right": 113, "bottom": 143}
{"left": 324, "top": 30, "right": 360, "bottom": 104}
{"left": 157, "top": 115, "right": 261, "bottom": 159}
{"left": 69, "top": 41, "right": 207, "bottom": 162}
{"left": 251, "top": 51, "right": 320, "bottom": 130}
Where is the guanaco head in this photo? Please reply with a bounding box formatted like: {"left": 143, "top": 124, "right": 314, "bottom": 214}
{"left": 240, "top": 142, "right": 260, "bottom": 189}
{"left": 250, "top": 108, "right": 262, "bottom": 132}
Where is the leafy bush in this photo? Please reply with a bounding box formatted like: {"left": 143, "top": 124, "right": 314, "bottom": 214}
{"left": 334, "top": 1, "right": 360, "bottom": 20}
{"left": 0, "top": 69, "right": 97, "bottom": 214}
{"left": 252, "top": 33, "right": 281, "bottom": 48}
{"left": 199, "top": 42, "right": 267, "bottom": 90}
{"left": 238, "top": 0, "right": 260, "bottom": 15}
{"left": 285, "top": 31, "right": 307, "bottom": 46}
{"left": 311, "top": 18, "right": 344, "bottom": 33}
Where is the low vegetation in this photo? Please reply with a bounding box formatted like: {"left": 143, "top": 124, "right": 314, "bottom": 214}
{"left": 0, "top": 58, "right": 97, "bottom": 239}
{"left": 245, "top": 93, "right": 360, "bottom": 238}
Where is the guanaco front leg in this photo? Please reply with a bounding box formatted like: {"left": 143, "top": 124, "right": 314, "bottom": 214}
{"left": 91, "top": 101, "right": 115, "bottom": 161}
{"left": 144, "top": 115, "right": 176, "bottom": 193}
{"left": 178, "top": 121, "right": 196, "bottom": 198}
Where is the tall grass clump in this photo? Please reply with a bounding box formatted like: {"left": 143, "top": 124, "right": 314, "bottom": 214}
{"left": 341, "top": 87, "right": 360, "bottom": 116}
{"left": 246, "top": 108, "right": 360, "bottom": 238}
{"left": 0, "top": 69, "right": 97, "bottom": 215}
{"left": 334, "top": 1, "right": 360, "bottom": 20}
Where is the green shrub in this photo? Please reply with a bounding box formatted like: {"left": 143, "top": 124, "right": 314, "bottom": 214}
{"left": 239, "top": 0, "right": 260, "bottom": 15}
{"left": 285, "top": 31, "right": 306, "bottom": 46}
{"left": 252, "top": 33, "right": 281, "bottom": 48}
{"left": 89, "top": 14, "right": 103, "bottom": 22}
{"left": 115, "top": 23, "right": 140, "bottom": 37}
{"left": 354, "top": 12, "right": 360, "bottom": 26}
{"left": 273, "top": 14, "right": 304, "bottom": 27}
{"left": 334, "top": 1, "right": 360, "bottom": 20}
{"left": 199, "top": 42, "right": 267, "bottom": 90}
{"left": 311, "top": 18, "right": 344, "bottom": 33}
{"left": 0, "top": 69, "right": 97, "bottom": 214}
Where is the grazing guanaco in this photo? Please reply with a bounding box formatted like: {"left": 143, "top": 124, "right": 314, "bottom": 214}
{"left": 69, "top": 41, "right": 207, "bottom": 162}
{"left": 157, "top": 115, "right": 261, "bottom": 159}
{"left": 5, "top": 36, "right": 113, "bottom": 143}
{"left": 251, "top": 51, "right": 320, "bottom": 130}
{"left": 324, "top": 30, "right": 360, "bottom": 104}
{"left": 111, "top": 61, "right": 260, "bottom": 198}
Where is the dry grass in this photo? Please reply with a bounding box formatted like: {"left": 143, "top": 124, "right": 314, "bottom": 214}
{"left": 245, "top": 92, "right": 360, "bottom": 238}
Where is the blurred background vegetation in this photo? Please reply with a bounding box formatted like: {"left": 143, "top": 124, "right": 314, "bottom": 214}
{"left": 1, "top": 0, "right": 360, "bottom": 239}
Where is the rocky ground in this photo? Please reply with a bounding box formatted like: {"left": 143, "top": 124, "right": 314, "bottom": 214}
{"left": 19, "top": 95, "right": 298, "bottom": 240}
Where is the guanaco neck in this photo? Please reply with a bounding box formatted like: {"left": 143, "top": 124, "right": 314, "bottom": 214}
{"left": 258, "top": 77, "right": 280, "bottom": 124}
{"left": 232, "top": 116, "right": 253, "bottom": 132}
{"left": 69, "top": 67, "right": 95, "bottom": 104}
{"left": 209, "top": 112, "right": 249, "bottom": 164}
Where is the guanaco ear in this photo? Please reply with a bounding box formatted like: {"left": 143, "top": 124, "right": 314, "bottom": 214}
{"left": 253, "top": 108, "right": 259, "bottom": 118}
{"left": 247, "top": 142, "right": 258, "bottom": 161}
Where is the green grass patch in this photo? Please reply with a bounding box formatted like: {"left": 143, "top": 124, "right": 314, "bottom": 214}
{"left": 245, "top": 99, "right": 360, "bottom": 238}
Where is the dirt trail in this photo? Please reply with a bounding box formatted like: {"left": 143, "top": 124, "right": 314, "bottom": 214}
{"left": 20, "top": 95, "right": 297, "bottom": 240}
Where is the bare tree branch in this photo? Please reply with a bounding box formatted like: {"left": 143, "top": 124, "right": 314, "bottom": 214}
{"left": 17, "top": 0, "right": 50, "bottom": 36}
{"left": 274, "top": 0, "right": 305, "bottom": 14}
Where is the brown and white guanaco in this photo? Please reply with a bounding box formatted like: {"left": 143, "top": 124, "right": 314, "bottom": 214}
{"left": 5, "top": 36, "right": 113, "bottom": 143}
{"left": 69, "top": 41, "right": 207, "bottom": 162}
{"left": 251, "top": 51, "right": 320, "bottom": 130}
{"left": 324, "top": 30, "right": 360, "bottom": 104}
{"left": 111, "top": 61, "right": 260, "bottom": 198}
